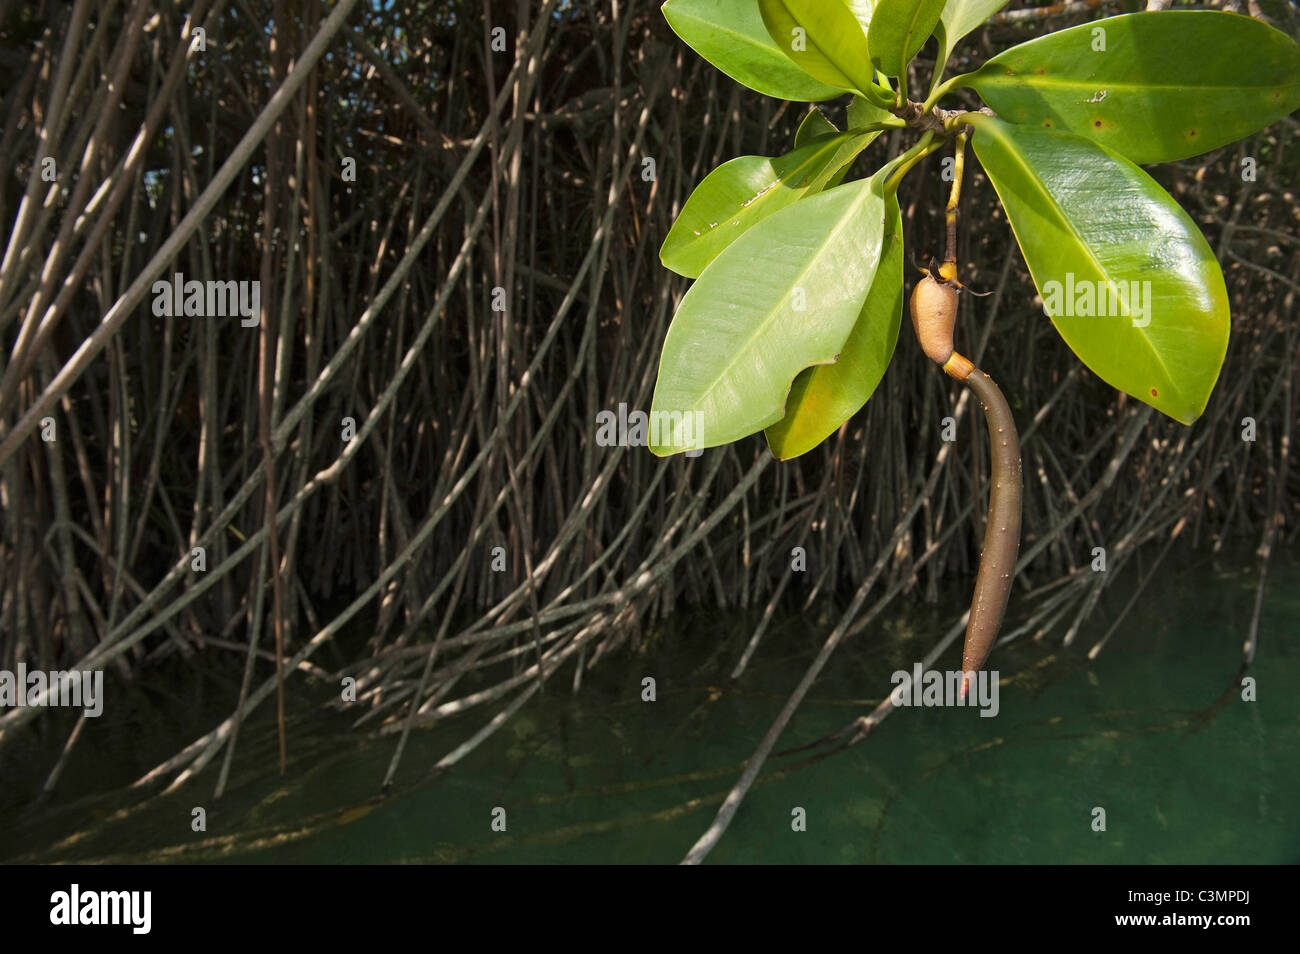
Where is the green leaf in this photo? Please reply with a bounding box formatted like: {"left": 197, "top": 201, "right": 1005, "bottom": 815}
{"left": 933, "top": 0, "right": 1008, "bottom": 79}
{"left": 847, "top": 92, "right": 895, "bottom": 130}
{"left": 794, "top": 106, "right": 840, "bottom": 147}
{"left": 843, "top": 0, "right": 875, "bottom": 35}
{"left": 759, "top": 0, "right": 877, "bottom": 96}
{"left": 967, "top": 115, "right": 1229, "bottom": 424}
{"left": 765, "top": 195, "right": 904, "bottom": 459}
{"left": 868, "top": 0, "right": 948, "bottom": 80}
{"left": 660, "top": 130, "right": 878, "bottom": 278}
{"left": 650, "top": 176, "right": 890, "bottom": 455}
{"left": 964, "top": 11, "right": 1300, "bottom": 164}
{"left": 662, "top": 0, "right": 843, "bottom": 101}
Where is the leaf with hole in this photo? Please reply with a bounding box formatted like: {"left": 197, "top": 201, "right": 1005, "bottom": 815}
{"left": 963, "top": 11, "right": 1300, "bottom": 164}
{"left": 967, "top": 115, "right": 1229, "bottom": 424}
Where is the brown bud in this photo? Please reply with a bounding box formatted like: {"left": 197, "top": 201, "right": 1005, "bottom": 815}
{"left": 910, "top": 275, "right": 958, "bottom": 366}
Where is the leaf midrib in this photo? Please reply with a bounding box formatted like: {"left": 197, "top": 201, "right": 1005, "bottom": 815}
{"left": 897, "top": 1, "right": 935, "bottom": 73}
{"left": 683, "top": 184, "right": 880, "bottom": 413}
{"left": 674, "top": 134, "right": 857, "bottom": 264}
{"left": 778, "top": 0, "right": 870, "bottom": 92}
{"left": 976, "top": 71, "right": 1296, "bottom": 95}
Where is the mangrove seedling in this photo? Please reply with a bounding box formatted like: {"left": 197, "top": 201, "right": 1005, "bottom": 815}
{"left": 649, "top": 1, "right": 1300, "bottom": 683}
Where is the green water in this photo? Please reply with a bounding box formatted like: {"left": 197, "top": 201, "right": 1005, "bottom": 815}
{"left": 2, "top": 548, "right": 1297, "bottom": 864}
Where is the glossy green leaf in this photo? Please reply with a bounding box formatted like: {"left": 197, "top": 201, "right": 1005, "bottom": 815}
{"left": 964, "top": 11, "right": 1300, "bottom": 164}
{"left": 660, "top": 130, "right": 878, "bottom": 278}
{"left": 933, "top": 0, "right": 1008, "bottom": 78}
{"left": 650, "top": 177, "right": 889, "bottom": 455}
{"left": 794, "top": 106, "right": 839, "bottom": 147}
{"left": 967, "top": 115, "right": 1229, "bottom": 424}
{"left": 662, "top": 0, "right": 843, "bottom": 101}
{"left": 765, "top": 195, "right": 903, "bottom": 459}
{"left": 868, "top": 0, "right": 947, "bottom": 79}
{"left": 759, "top": 0, "right": 877, "bottom": 96}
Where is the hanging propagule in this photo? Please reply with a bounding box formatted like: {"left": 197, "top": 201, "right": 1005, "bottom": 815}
{"left": 908, "top": 131, "right": 1023, "bottom": 701}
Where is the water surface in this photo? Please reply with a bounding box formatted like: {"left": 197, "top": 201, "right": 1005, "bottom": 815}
{"left": 2, "top": 548, "right": 1296, "bottom": 864}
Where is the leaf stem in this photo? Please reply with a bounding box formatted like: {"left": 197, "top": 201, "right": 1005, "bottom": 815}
{"left": 883, "top": 130, "right": 938, "bottom": 195}
{"left": 945, "top": 131, "right": 968, "bottom": 266}
{"left": 848, "top": 120, "right": 908, "bottom": 134}
{"left": 950, "top": 110, "right": 988, "bottom": 132}
{"left": 922, "top": 73, "right": 970, "bottom": 113}
{"left": 864, "top": 88, "right": 895, "bottom": 110}
{"left": 927, "top": 49, "right": 949, "bottom": 100}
